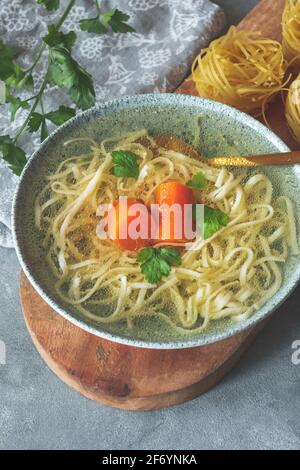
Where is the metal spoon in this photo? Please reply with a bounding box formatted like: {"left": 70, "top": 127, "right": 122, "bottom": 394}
{"left": 208, "top": 150, "right": 300, "bottom": 167}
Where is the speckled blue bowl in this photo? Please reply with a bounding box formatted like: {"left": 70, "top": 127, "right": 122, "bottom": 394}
{"left": 12, "top": 94, "right": 300, "bottom": 349}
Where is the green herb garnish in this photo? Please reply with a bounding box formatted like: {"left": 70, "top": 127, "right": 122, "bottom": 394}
{"left": 137, "top": 247, "right": 181, "bottom": 284}
{"left": 186, "top": 171, "right": 207, "bottom": 190}
{"left": 203, "top": 205, "right": 229, "bottom": 239}
{"left": 111, "top": 150, "right": 139, "bottom": 179}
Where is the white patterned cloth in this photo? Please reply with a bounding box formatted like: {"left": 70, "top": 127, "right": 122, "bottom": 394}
{"left": 0, "top": 0, "right": 225, "bottom": 248}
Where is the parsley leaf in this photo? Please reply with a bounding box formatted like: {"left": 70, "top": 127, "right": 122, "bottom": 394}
{"left": 186, "top": 171, "right": 207, "bottom": 190}
{"left": 27, "top": 112, "right": 43, "bottom": 133}
{"left": 80, "top": 8, "right": 135, "bottom": 35}
{"left": 79, "top": 16, "right": 107, "bottom": 34}
{"left": 0, "top": 40, "right": 33, "bottom": 90}
{"left": 6, "top": 93, "right": 30, "bottom": 121}
{"left": 37, "top": 0, "right": 59, "bottom": 11}
{"left": 27, "top": 106, "right": 75, "bottom": 136}
{"left": 4, "top": 67, "right": 33, "bottom": 92}
{"left": 68, "top": 70, "right": 95, "bottom": 110}
{"left": 0, "top": 135, "right": 12, "bottom": 146}
{"left": 159, "top": 248, "right": 182, "bottom": 266}
{"left": 0, "top": 40, "right": 18, "bottom": 82}
{"left": 203, "top": 205, "right": 229, "bottom": 239}
{"left": 47, "top": 47, "right": 77, "bottom": 88}
{"left": 5, "top": 64, "right": 25, "bottom": 88}
{"left": 137, "top": 247, "right": 155, "bottom": 264}
{"left": 45, "top": 105, "right": 75, "bottom": 125}
{"left": 27, "top": 112, "right": 50, "bottom": 141}
{"left": 43, "top": 25, "right": 76, "bottom": 50}
{"left": 102, "top": 8, "right": 135, "bottom": 33}
{"left": 41, "top": 119, "right": 49, "bottom": 142}
{"left": 142, "top": 256, "right": 170, "bottom": 284}
{"left": 0, "top": 39, "right": 17, "bottom": 60}
{"left": 111, "top": 150, "right": 139, "bottom": 179}
{"left": 0, "top": 135, "right": 27, "bottom": 176}
{"left": 137, "top": 247, "right": 181, "bottom": 284}
{"left": 47, "top": 47, "right": 95, "bottom": 110}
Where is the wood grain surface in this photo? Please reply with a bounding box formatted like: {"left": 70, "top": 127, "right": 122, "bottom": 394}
{"left": 177, "top": 0, "right": 298, "bottom": 151}
{"left": 19, "top": 0, "right": 293, "bottom": 410}
{"left": 20, "top": 273, "right": 266, "bottom": 410}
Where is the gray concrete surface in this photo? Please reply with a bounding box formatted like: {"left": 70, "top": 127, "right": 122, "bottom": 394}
{"left": 1, "top": 246, "right": 300, "bottom": 450}
{"left": 1, "top": 0, "right": 300, "bottom": 451}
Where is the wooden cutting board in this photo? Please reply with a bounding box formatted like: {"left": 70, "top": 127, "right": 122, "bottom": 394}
{"left": 177, "top": 0, "right": 297, "bottom": 150}
{"left": 20, "top": 0, "right": 296, "bottom": 410}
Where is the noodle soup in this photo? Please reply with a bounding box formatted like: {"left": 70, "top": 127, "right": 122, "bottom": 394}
{"left": 34, "top": 130, "right": 299, "bottom": 337}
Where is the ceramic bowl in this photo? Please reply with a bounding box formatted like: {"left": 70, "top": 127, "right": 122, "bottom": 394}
{"left": 12, "top": 94, "right": 300, "bottom": 348}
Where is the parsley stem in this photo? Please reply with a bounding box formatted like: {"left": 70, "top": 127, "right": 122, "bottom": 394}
{"left": 23, "top": 95, "right": 38, "bottom": 103}
{"left": 25, "top": 0, "right": 76, "bottom": 75}
{"left": 14, "top": 0, "right": 76, "bottom": 143}
{"left": 14, "top": 75, "right": 47, "bottom": 143}
{"left": 40, "top": 96, "right": 45, "bottom": 115}
{"left": 25, "top": 45, "right": 46, "bottom": 74}
{"left": 95, "top": 0, "right": 102, "bottom": 15}
{"left": 56, "top": 0, "right": 76, "bottom": 30}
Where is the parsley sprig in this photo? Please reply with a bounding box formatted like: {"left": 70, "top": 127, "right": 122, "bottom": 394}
{"left": 0, "top": 135, "right": 26, "bottom": 175}
{"left": 193, "top": 204, "right": 229, "bottom": 239}
{"left": 111, "top": 150, "right": 139, "bottom": 179}
{"left": 186, "top": 171, "right": 207, "bottom": 190}
{"left": 27, "top": 105, "right": 76, "bottom": 141}
{"left": 37, "top": 0, "right": 60, "bottom": 11}
{"left": 80, "top": 0, "right": 135, "bottom": 34}
{"left": 0, "top": 0, "right": 135, "bottom": 176}
{"left": 137, "top": 247, "right": 181, "bottom": 284}
{"left": 203, "top": 206, "right": 229, "bottom": 239}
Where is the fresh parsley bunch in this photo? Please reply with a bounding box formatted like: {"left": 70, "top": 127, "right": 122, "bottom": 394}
{"left": 0, "top": 0, "right": 135, "bottom": 176}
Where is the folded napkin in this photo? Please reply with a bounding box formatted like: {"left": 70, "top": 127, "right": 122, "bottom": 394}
{"left": 0, "top": 0, "right": 226, "bottom": 248}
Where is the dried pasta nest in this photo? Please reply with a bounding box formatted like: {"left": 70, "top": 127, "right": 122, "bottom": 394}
{"left": 192, "top": 26, "right": 287, "bottom": 117}
{"left": 282, "top": 0, "right": 300, "bottom": 68}
{"left": 285, "top": 73, "right": 300, "bottom": 142}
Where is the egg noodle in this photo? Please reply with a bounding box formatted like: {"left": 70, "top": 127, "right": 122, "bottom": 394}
{"left": 35, "top": 130, "right": 299, "bottom": 334}
{"left": 282, "top": 0, "right": 300, "bottom": 68}
{"left": 191, "top": 26, "right": 287, "bottom": 119}
{"left": 283, "top": 1, "right": 300, "bottom": 143}
{"left": 285, "top": 73, "right": 300, "bottom": 142}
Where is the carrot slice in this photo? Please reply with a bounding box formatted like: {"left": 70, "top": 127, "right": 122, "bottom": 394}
{"left": 108, "top": 198, "right": 154, "bottom": 251}
{"left": 155, "top": 181, "right": 195, "bottom": 243}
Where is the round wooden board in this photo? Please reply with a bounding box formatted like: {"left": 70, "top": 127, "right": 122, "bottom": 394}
{"left": 17, "top": 0, "right": 288, "bottom": 411}
{"left": 19, "top": 272, "right": 265, "bottom": 410}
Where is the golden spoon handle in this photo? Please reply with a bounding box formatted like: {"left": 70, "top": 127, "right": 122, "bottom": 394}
{"left": 208, "top": 150, "right": 300, "bottom": 167}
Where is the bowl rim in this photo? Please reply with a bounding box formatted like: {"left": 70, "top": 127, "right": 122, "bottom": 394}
{"left": 13, "top": 92, "right": 299, "bottom": 350}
